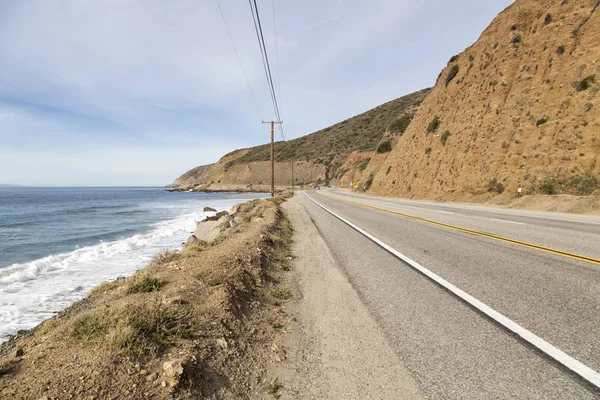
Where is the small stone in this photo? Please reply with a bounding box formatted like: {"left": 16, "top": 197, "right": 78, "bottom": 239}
{"left": 169, "top": 378, "right": 179, "bottom": 388}
{"left": 203, "top": 207, "right": 217, "bottom": 212}
{"left": 162, "top": 360, "right": 183, "bottom": 378}
{"left": 146, "top": 372, "right": 158, "bottom": 382}
{"left": 160, "top": 381, "right": 167, "bottom": 388}
{"left": 216, "top": 337, "right": 228, "bottom": 349}
{"left": 139, "top": 369, "right": 147, "bottom": 376}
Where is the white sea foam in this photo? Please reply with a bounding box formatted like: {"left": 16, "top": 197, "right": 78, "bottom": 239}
{"left": 0, "top": 202, "right": 240, "bottom": 342}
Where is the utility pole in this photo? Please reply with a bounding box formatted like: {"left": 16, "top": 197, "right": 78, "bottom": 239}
{"left": 291, "top": 160, "right": 294, "bottom": 191}
{"left": 262, "top": 120, "right": 283, "bottom": 197}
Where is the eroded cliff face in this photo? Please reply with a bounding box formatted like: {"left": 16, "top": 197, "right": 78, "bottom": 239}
{"left": 372, "top": 0, "right": 600, "bottom": 200}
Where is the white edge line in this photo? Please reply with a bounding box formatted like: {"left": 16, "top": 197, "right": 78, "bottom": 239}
{"left": 490, "top": 218, "right": 525, "bottom": 225}
{"left": 304, "top": 192, "right": 600, "bottom": 389}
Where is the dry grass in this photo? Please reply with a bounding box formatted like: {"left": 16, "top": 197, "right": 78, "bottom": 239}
{"left": 150, "top": 250, "right": 182, "bottom": 265}
{"left": 129, "top": 276, "right": 164, "bottom": 293}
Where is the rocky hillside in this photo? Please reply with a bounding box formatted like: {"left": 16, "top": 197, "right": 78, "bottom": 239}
{"left": 172, "top": 89, "right": 430, "bottom": 191}
{"left": 371, "top": 0, "right": 600, "bottom": 200}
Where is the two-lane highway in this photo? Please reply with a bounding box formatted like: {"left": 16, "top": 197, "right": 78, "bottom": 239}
{"left": 293, "top": 189, "right": 600, "bottom": 399}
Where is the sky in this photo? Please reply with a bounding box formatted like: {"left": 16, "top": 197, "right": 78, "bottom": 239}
{"left": 0, "top": 0, "right": 514, "bottom": 186}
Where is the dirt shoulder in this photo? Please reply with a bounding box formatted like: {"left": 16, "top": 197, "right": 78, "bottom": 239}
{"left": 0, "top": 196, "right": 295, "bottom": 400}
{"left": 273, "top": 198, "right": 424, "bottom": 399}
{"left": 356, "top": 186, "right": 600, "bottom": 216}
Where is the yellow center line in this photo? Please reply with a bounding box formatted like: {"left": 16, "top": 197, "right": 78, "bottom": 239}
{"left": 317, "top": 192, "right": 600, "bottom": 266}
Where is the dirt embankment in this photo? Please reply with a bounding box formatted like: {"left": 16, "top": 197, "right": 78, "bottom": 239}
{"left": 372, "top": 0, "right": 600, "bottom": 200}
{"left": 0, "top": 194, "right": 296, "bottom": 399}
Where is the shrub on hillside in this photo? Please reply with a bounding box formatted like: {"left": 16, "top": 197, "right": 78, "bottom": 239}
{"left": 544, "top": 13, "right": 553, "bottom": 25}
{"left": 440, "top": 130, "right": 451, "bottom": 145}
{"left": 446, "top": 65, "right": 460, "bottom": 86}
{"left": 536, "top": 117, "right": 549, "bottom": 126}
{"left": 487, "top": 178, "right": 505, "bottom": 194}
{"left": 427, "top": 116, "right": 440, "bottom": 133}
{"left": 388, "top": 115, "right": 413, "bottom": 134}
{"left": 425, "top": 147, "right": 432, "bottom": 155}
{"left": 538, "top": 178, "right": 557, "bottom": 195}
{"left": 511, "top": 34, "right": 522, "bottom": 47}
{"left": 576, "top": 75, "right": 595, "bottom": 91}
{"left": 556, "top": 44, "right": 565, "bottom": 55}
{"left": 376, "top": 140, "right": 392, "bottom": 154}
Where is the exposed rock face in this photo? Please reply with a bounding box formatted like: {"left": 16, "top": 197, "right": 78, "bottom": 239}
{"left": 372, "top": 0, "right": 600, "bottom": 200}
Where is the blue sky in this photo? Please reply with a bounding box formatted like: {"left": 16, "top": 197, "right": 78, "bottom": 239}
{"left": 0, "top": 0, "right": 514, "bottom": 186}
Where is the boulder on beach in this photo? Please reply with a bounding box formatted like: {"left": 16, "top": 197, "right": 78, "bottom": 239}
{"left": 203, "top": 207, "right": 217, "bottom": 212}
{"left": 203, "top": 211, "right": 228, "bottom": 222}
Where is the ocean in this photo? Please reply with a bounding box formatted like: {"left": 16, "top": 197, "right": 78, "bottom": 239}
{"left": 0, "top": 187, "right": 267, "bottom": 341}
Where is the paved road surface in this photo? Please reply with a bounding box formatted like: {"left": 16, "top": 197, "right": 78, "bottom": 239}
{"left": 291, "top": 190, "right": 600, "bottom": 399}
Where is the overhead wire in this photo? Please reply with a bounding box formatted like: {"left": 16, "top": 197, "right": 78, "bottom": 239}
{"left": 248, "top": 0, "right": 286, "bottom": 141}
{"left": 271, "top": 0, "right": 284, "bottom": 141}
{"left": 215, "top": 0, "right": 262, "bottom": 118}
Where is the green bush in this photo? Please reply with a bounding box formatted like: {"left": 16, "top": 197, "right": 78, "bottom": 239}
{"left": 544, "top": 13, "right": 552, "bottom": 25}
{"left": 576, "top": 75, "right": 595, "bottom": 91}
{"left": 388, "top": 115, "right": 413, "bottom": 134}
{"left": 538, "top": 178, "right": 556, "bottom": 195}
{"left": 446, "top": 65, "right": 460, "bottom": 86}
{"left": 425, "top": 147, "right": 432, "bottom": 155}
{"left": 440, "top": 130, "right": 451, "bottom": 145}
{"left": 569, "top": 172, "right": 599, "bottom": 195}
{"left": 376, "top": 140, "right": 392, "bottom": 154}
{"left": 512, "top": 34, "right": 522, "bottom": 47}
{"left": 487, "top": 178, "right": 505, "bottom": 193}
{"left": 536, "top": 117, "right": 549, "bottom": 126}
{"left": 427, "top": 116, "right": 440, "bottom": 133}
{"left": 556, "top": 45, "right": 565, "bottom": 55}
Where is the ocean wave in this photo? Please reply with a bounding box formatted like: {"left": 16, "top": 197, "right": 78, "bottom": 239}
{"left": 114, "top": 210, "right": 146, "bottom": 215}
{"left": 0, "top": 211, "right": 204, "bottom": 287}
{"left": 0, "top": 197, "right": 257, "bottom": 341}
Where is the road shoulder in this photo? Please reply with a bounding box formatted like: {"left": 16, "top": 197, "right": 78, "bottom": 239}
{"left": 276, "top": 197, "right": 424, "bottom": 399}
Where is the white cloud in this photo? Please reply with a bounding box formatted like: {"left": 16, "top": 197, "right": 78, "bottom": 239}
{"left": 0, "top": 0, "right": 514, "bottom": 185}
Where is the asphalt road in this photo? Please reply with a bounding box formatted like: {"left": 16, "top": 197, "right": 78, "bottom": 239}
{"left": 293, "top": 190, "right": 600, "bottom": 399}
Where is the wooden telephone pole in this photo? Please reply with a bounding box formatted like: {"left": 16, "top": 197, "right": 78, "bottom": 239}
{"left": 262, "top": 120, "right": 283, "bottom": 197}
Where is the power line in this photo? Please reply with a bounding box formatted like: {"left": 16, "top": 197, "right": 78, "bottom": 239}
{"left": 214, "top": 0, "right": 262, "bottom": 117}
{"left": 272, "top": 0, "right": 282, "bottom": 114}
{"left": 248, "top": 0, "right": 286, "bottom": 141}
{"left": 272, "top": 0, "right": 285, "bottom": 143}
